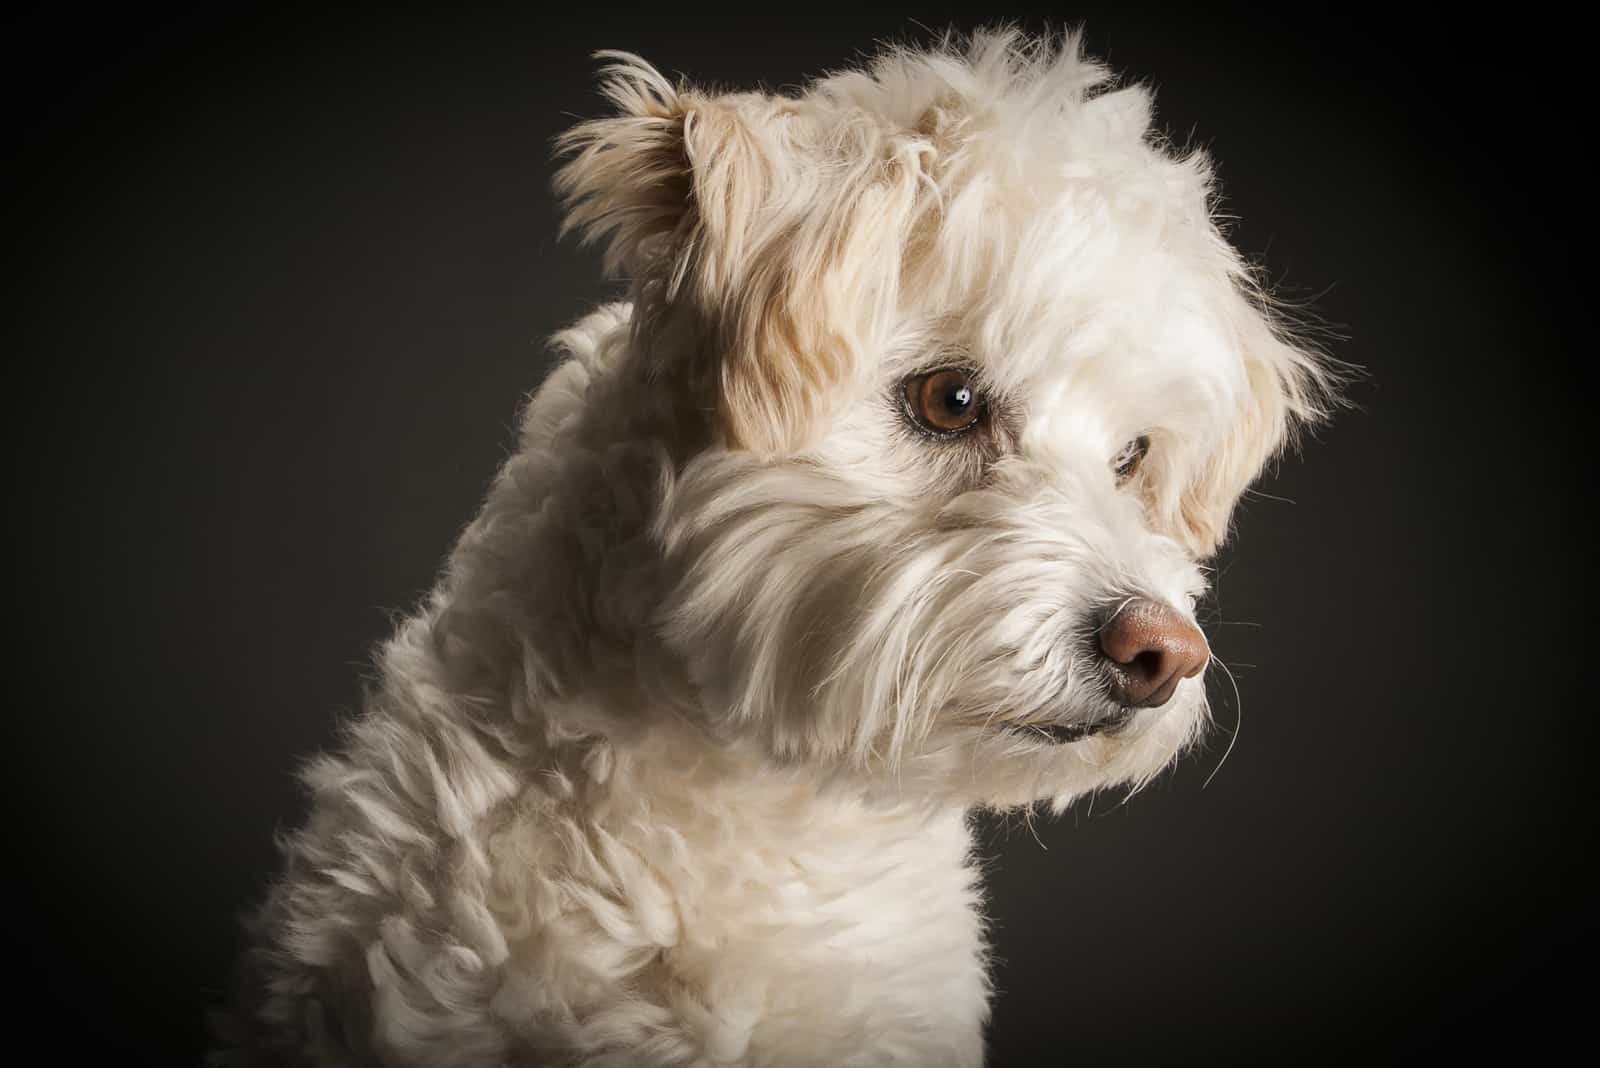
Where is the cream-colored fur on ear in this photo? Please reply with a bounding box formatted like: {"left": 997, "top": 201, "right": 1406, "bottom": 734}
{"left": 1170, "top": 282, "right": 1335, "bottom": 557}
{"left": 554, "top": 53, "right": 926, "bottom": 456}
{"left": 711, "top": 147, "right": 925, "bottom": 455}
{"left": 552, "top": 54, "right": 694, "bottom": 279}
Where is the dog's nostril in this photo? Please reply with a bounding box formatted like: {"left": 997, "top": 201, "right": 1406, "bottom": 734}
{"left": 1097, "top": 599, "right": 1210, "bottom": 709}
{"left": 1128, "top": 648, "right": 1166, "bottom": 681}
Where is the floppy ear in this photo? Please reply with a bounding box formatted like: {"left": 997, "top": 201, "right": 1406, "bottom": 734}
{"left": 1170, "top": 284, "right": 1334, "bottom": 557}
{"left": 554, "top": 52, "right": 922, "bottom": 455}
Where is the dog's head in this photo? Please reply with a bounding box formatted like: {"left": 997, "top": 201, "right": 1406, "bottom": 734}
{"left": 553, "top": 30, "right": 1333, "bottom": 808}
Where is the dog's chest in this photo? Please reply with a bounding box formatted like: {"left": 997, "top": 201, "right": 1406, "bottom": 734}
{"left": 483, "top": 774, "right": 991, "bottom": 1065}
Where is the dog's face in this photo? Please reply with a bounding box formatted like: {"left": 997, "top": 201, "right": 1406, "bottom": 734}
{"left": 556, "top": 32, "right": 1329, "bottom": 808}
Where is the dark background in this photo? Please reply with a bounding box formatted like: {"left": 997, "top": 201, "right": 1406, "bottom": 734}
{"left": 6, "top": 3, "right": 1591, "bottom": 1064}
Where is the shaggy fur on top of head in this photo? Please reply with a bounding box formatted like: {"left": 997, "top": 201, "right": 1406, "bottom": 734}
{"left": 216, "top": 27, "right": 1336, "bottom": 1067}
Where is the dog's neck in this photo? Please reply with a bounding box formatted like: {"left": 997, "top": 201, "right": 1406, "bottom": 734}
{"left": 475, "top": 713, "right": 988, "bottom": 1029}
{"left": 537, "top": 715, "right": 962, "bottom": 841}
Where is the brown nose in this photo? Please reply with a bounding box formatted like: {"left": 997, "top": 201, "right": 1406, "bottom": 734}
{"left": 1097, "top": 599, "right": 1210, "bottom": 708}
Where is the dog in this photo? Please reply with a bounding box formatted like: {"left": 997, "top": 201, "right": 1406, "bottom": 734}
{"left": 216, "top": 27, "right": 1333, "bottom": 1067}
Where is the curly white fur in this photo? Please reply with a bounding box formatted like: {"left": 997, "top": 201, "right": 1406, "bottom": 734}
{"left": 216, "top": 28, "right": 1333, "bottom": 1067}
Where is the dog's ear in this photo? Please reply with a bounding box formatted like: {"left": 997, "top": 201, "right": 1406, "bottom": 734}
{"left": 553, "top": 53, "right": 771, "bottom": 290}
{"left": 555, "top": 52, "right": 922, "bottom": 455}
{"left": 1161, "top": 285, "right": 1335, "bottom": 557}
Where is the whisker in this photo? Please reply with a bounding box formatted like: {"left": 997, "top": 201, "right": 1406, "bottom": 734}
{"left": 1022, "top": 803, "right": 1048, "bottom": 851}
{"left": 1101, "top": 783, "right": 1137, "bottom": 816}
{"left": 1203, "top": 656, "right": 1244, "bottom": 790}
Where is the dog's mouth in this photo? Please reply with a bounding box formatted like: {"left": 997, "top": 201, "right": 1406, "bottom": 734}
{"left": 1009, "top": 707, "right": 1137, "bottom": 745}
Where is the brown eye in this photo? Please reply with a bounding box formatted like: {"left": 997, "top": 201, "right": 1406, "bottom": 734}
{"left": 903, "top": 369, "right": 985, "bottom": 436}
{"left": 1113, "top": 435, "right": 1150, "bottom": 483}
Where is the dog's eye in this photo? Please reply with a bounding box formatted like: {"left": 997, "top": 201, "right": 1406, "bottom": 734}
{"left": 1113, "top": 435, "right": 1150, "bottom": 483}
{"left": 903, "top": 369, "right": 985, "bottom": 436}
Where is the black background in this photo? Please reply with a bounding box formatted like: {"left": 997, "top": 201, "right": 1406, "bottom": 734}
{"left": 6, "top": 3, "right": 1592, "bottom": 1064}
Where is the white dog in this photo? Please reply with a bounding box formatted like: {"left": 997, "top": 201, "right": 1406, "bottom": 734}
{"left": 218, "top": 28, "right": 1332, "bottom": 1067}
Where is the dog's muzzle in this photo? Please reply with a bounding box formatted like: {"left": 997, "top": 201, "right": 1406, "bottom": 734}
{"left": 1019, "top": 599, "right": 1210, "bottom": 744}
